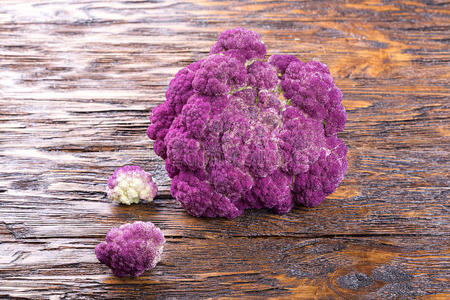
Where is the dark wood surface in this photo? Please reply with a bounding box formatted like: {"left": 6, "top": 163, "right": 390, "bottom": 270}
{"left": 1, "top": 0, "right": 449, "bottom": 299}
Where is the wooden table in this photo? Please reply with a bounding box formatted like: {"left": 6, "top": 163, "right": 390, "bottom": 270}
{"left": 1, "top": 0, "right": 448, "bottom": 299}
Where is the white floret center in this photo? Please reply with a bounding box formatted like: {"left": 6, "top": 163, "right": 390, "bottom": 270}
{"left": 110, "top": 173, "right": 153, "bottom": 205}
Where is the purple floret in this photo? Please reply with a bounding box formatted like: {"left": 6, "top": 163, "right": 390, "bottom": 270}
{"left": 247, "top": 61, "right": 278, "bottom": 90}
{"left": 293, "top": 136, "right": 348, "bottom": 207}
{"left": 210, "top": 27, "right": 266, "bottom": 61}
{"left": 281, "top": 60, "right": 346, "bottom": 136}
{"left": 148, "top": 28, "right": 347, "bottom": 218}
{"left": 268, "top": 54, "right": 301, "bottom": 75}
{"left": 192, "top": 54, "right": 247, "bottom": 96}
{"left": 95, "top": 221, "right": 165, "bottom": 277}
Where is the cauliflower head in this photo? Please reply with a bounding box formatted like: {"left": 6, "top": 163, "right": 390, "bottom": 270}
{"left": 147, "top": 27, "right": 347, "bottom": 218}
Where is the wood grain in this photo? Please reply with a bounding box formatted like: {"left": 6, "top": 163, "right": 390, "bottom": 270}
{"left": 0, "top": 0, "right": 449, "bottom": 299}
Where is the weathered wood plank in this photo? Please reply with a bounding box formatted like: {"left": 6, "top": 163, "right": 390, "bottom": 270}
{"left": 0, "top": 0, "right": 449, "bottom": 298}
{"left": 1, "top": 236, "right": 449, "bottom": 299}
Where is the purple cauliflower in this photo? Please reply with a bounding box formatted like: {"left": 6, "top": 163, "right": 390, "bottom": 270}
{"left": 147, "top": 28, "right": 347, "bottom": 219}
{"left": 107, "top": 165, "right": 158, "bottom": 205}
{"left": 95, "top": 221, "right": 165, "bottom": 277}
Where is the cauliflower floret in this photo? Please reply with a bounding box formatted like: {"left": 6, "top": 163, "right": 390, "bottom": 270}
{"left": 107, "top": 165, "right": 158, "bottom": 205}
{"left": 95, "top": 221, "right": 165, "bottom": 277}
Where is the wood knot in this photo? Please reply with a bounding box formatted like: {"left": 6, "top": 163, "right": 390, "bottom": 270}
{"left": 336, "top": 272, "right": 374, "bottom": 290}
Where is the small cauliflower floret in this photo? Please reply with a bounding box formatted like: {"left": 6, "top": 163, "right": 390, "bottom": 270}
{"left": 148, "top": 27, "right": 347, "bottom": 218}
{"left": 95, "top": 221, "right": 165, "bottom": 277}
{"left": 107, "top": 165, "right": 158, "bottom": 205}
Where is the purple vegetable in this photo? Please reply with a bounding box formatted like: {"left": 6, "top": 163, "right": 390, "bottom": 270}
{"left": 107, "top": 165, "right": 158, "bottom": 205}
{"left": 95, "top": 221, "right": 165, "bottom": 277}
{"left": 147, "top": 27, "right": 347, "bottom": 218}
